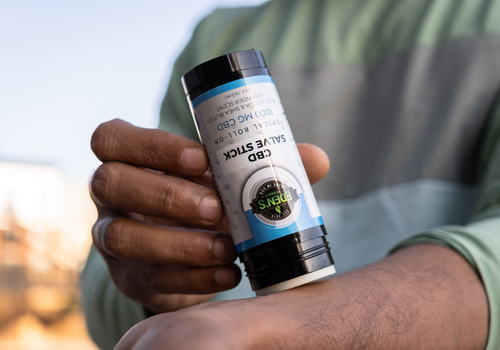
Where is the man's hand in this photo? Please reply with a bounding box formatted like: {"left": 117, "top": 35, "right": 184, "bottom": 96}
{"left": 115, "top": 244, "right": 488, "bottom": 350}
{"left": 89, "top": 119, "right": 330, "bottom": 313}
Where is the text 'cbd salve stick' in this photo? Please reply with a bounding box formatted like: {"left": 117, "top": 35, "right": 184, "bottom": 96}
{"left": 182, "top": 50, "right": 335, "bottom": 295}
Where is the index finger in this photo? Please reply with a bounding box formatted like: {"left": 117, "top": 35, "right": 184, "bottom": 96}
{"left": 91, "top": 119, "right": 207, "bottom": 176}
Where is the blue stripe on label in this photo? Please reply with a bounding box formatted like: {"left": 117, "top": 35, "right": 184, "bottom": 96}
{"left": 235, "top": 238, "right": 257, "bottom": 254}
{"left": 191, "top": 75, "right": 274, "bottom": 108}
{"left": 236, "top": 193, "right": 324, "bottom": 253}
{"left": 236, "top": 216, "right": 324, "bottom": 253}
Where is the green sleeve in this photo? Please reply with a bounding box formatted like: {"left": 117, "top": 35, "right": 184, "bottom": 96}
{"left": 158, "top": 6, "right": 261, "bottom": 137}
{"left": 80, "top": 246, "right": 146, "bottom": 350}
{"left": 157, "top": 29, "right": 198, "bottom": 139}
{"left": 391, "top": 98, "right": 500, "bottom": 350}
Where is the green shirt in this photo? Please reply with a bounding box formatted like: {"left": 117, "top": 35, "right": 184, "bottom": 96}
{"left": 82, "top": 1, "right": 500, "bottom": 349}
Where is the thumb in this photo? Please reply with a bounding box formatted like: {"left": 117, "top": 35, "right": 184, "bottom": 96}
{"left": 297, "top": 143, "right": 330, "bottom": 184}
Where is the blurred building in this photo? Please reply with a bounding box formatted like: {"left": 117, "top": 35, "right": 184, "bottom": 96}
{"left": 0, "top": 160, "right": 97, "bottom": 349}
{"left": 0, "top": 160, "right": 95, "bottom": 270}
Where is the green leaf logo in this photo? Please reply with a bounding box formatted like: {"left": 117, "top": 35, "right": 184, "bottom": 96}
{"left": 275, "top": 206, "right": 281, "bottom": 214}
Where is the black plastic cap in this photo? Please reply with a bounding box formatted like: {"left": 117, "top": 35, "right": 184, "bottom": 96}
{"left": 238, "top": 225, "right": 334, "bottom": 291}
{"left": 182, "top": 50, "right": 269, "bottom": 100}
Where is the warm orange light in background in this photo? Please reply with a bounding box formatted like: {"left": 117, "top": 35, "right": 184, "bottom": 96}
{"left": 0, "top": 160, "right": 98, "bottom": 349}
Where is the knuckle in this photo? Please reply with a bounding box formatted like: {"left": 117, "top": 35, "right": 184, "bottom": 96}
{"left": 141, "top": 265, "right": 161, "bottom": 293}
{"left": 142, "top": 136, "right": 164, "bottom": 165}
{"left": 90, "top": 119, "right": 123, "bottom": 160}
{"left": 160, "top": 181, "right": 178, "bottom": 217}
{"left": 91, "top": 219, "right": 104, "bottom": 246}
{"left": 100, "top": 217, "right": 129, "bottom": 258}
{"left": 168, "top": 232, "right": 189, "bottom": 262}
{"left": 105, "top": 259, "right": 126, "bottom": 286}
{"left": 112, "top": 264, "right": 141, "bottom": 298}
{"left": 184, "top": 269, "right": 207, "bottom": 294}
{"left": 185, "top": 270, "right": 197, "bottom": 292}
{"left": 91, "top": 163, "right": 120, "bottom": 203}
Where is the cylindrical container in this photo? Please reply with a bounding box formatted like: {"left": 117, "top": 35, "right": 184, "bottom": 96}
{"left": 182, "top": 50, "right": 335, "bottom": 296}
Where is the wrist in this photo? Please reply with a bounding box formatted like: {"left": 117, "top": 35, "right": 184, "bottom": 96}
{"left": 242, "top": 244, "right": 487, "bottom": 350}
{"left": 248, "top": 279, "right": 357, "bottom": 349}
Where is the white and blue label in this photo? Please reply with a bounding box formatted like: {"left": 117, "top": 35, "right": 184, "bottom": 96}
{"left": 190, "top": 76, "right": 323, "bottom": 253}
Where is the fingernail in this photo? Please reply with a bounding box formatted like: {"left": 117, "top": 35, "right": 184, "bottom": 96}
{"left": 181, "top": 147, "right": 204, "bottom": 171}
{"left": 215, "top": 267, "right": 235, "bottom": 285}
{"left": 213, "top": 237, "right": 232, "bottom": 261}
{"left": 199, "top": 195, "right": 220, "bottom": 222}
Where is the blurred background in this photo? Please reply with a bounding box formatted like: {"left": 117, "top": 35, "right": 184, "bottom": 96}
{"left": 0, "top": 0, "right": 267, "bottom": 348}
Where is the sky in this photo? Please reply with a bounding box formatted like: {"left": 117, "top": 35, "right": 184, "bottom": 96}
{"left": 0, "top": 0, "right": 268, "bottom": 181}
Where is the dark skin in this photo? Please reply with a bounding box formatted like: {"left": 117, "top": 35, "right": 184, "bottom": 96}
{"left": 90, "top": 119, "right": 488, "bottom": 349}
{"left": 90, "top": 119, "right": 329, "bottom": 312}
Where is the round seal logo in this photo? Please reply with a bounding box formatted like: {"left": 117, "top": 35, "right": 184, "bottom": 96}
{"left": 242, "top": 167, "right": 303, "bottom": 228}
{"left": 250, "top": 180, "right": 300, "bottom": 221}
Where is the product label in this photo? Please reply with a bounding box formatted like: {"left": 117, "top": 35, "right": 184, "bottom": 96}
{"left": 250, "top": 180, "right": 299, "bottom": 220}
{"left": 190, "top": 75, "right": 323, "bottom": 253}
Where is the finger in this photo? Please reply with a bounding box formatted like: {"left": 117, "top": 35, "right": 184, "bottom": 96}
{"left": 187, "top": 169, "right": 217, "bottom": 190}
{"left": 297, "top": 143, "right": 330, "bottom": 184}
{"left": 89, "top": 184, "right": 128, "bottom": 221}
{"left": 91, "top": 162, "right": 222, "bottom": 225}
{"left": 92, "top": 217, "right": 236, "bottom": 265}
{"left": 91, "top": 119, "right": 208, "bottom": 176}
{"left": 114, "top": 318, "right": 153, "bottom": 350}
{"left": 108, "top": 259, "right": 242, "bottom": 296}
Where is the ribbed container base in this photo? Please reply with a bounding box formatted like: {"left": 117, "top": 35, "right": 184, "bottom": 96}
{"left": 238, "top": 225, "right": 335, "bottom": 293}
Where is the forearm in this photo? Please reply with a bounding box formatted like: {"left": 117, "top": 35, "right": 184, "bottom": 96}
{"left": 115, "top": 244, "right": 488, "bottom": 350}
{"left": 248, "top": 244, "right": 488, "bottom": 349}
